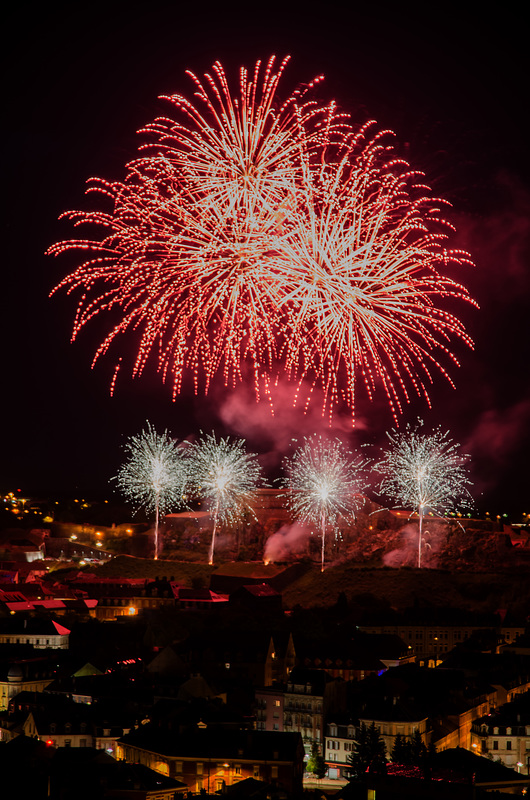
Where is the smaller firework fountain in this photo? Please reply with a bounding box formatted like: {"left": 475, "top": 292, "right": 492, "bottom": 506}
{"left": 374, "top": 423, "right": 472, "bottom": 568}
{"left": 186, "top": 432, "right": 262, "bottom": 565}
{"left": 114, "top": 422, "right": 188, "bottom": 559}
{"left": 282, "top": 435, "right": 367, "bottom": 571}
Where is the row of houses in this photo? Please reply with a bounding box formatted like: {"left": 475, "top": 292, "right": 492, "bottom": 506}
{"left": 0, "top": 557, "right": 529, "bottom": 788}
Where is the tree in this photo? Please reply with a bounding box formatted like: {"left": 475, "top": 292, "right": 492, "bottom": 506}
{"left": 348, "top": 722, "right": 387, "bottom": 780}
{"left": 306, "top": 742, "right": 327, "bottom": 779}
{"left": 410, "top": 729, "right": 428, "bottom": 765}
{"left": 390, "top": 732, "right": 411, "bottom": 764}
{"left": 390, "top": 730, "right": 434, "bottom": 780}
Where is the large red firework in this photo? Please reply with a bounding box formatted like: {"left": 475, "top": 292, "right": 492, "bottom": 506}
{"left": 49, "top": 56, "right": 475, "bottom": 421}
{"left": 276, "top": 123, "right": 476, "bottom": 421}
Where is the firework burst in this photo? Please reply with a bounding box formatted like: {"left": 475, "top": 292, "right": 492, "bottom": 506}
{"left": 282, "top": 435, "right": 367, "bottom": 571}
{"left": 186, "top": 432, "right": 262, "bottom": 564}
{"left": 141, "top": 57, "right": 346, "bottom": 215}
{"left": 48, "top": 55, "right": 348, "bottom": 401}
{"left": 114, "top": 422, "right": 188, "bottom": 559}
{"left": 374, "top": 422, "right": 472, "bottom": 567}
{"left": 277, "top": 126, "right": 476, "bottom": 421}
{"left": 49, "top": 56, "right": 475, "bottom": 423}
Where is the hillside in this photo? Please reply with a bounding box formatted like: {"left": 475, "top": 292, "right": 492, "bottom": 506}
{"left": 89, "top": 555, "right": 530, "bottom": 615}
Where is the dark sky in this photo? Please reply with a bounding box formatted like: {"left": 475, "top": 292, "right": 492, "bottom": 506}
{"left": 2, "top": 3, "right": 529, "bottom": 514}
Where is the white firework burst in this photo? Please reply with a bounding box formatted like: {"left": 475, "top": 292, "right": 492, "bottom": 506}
{"left": 282, "top": 435, "right": 368, "bottom": 571}
{"left": 114, "top": 422, "right": 188, "bottom": 559}
{"left": 374, "top": 422, "right": 472, "bottom": 567}
{"left": 186, "top": 432, "right": 262, "bottom": 564}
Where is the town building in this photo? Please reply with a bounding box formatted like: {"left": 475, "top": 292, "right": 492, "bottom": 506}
{"left": 0, "top": 617, "right": 70, "bottom": 649}
{"left": 359, "top": 608, "right": 526, "bottom": 667}
{"left": 471, "top": 690, "right": 530, "bottom": 773}
{"left": 0, "top": 658, "right": 55, "bottom": 711}
{"left": 117, "top": 727, "right": 305, "bottom": 795}
{"left": 324, "top": 717, "right": 356, "bottom": 780}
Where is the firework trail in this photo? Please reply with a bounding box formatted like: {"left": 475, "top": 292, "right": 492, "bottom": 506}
{"left": 114, "top": 422, "right": 188, "bottom": 559}
{"left": 49, "top": 56, "right": 475, "bottom": 423}
{"left": 374, "top": 422, "right": 472, "bottom": 567}
{"left": 186, "top": 432, "right": 262, "bottom": 564}
{"left": 282, "top": 435, "right": 367, "bottom": 571}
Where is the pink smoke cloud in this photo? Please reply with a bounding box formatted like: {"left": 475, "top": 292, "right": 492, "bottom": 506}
{"left": 264, "top": 522, "right": 309, "bottom": 562}
{"left": 463, "top": 399, "right": 530, "bottom": 495}
{"left": 214, "top": 376, "right": 367, "bottom": 472}
{"left": 382, "top": 521, "right": 449, "bottom": 568}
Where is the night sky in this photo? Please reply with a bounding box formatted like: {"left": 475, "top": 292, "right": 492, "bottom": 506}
{"left": 3, "top": 3, "right": 529, "bottom": 514}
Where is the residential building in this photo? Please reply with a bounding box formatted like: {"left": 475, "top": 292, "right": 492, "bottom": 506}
{"left": 0, "top": 659, "right": 55, "bottom": 711}
{"left": 471, "top": 690, "right": 530, "bottom": 773}
{"left": 282, "top": 668, "right": 330, "bottom": 756}
{"left": 359, "top": 608, "right": 525, "bottom": 667}
{"left": 0, "top": 617, "right": 70, "bottom": 649}
{"left": 117, "top": 727, "right": 305, "bottom": 795}
{"left": 325, "top": 718, "right": 356, "bottom": 780}
{"left": 359, "top": 701, "right": 430, "bottom": 755}
{"left": 255, "top": 686, "right": 284, "bottom": 732}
